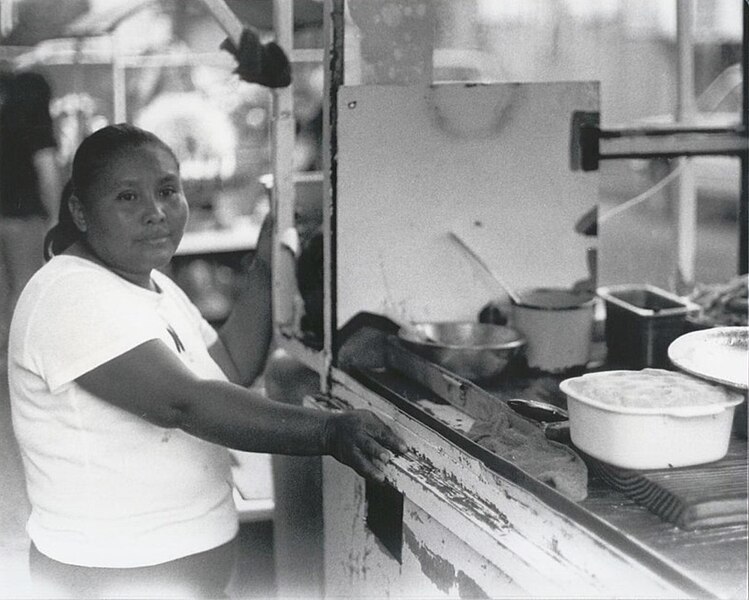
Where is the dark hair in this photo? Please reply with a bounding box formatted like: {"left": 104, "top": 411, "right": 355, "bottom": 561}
{"left": 44, "top": 123, "right": 179, "bottom": 260}
{"left": 2, "top": 71, "right": 53, "bottom": 126}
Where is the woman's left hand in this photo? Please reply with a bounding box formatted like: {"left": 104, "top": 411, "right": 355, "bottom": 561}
{"left": 324, "top": 410, "right": 408, "bottom": 483}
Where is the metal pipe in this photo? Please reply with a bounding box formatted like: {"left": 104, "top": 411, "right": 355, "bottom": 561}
{"left": 675, "top": 0, "right": 697, "bottom": 290}
{"left": 271, "top": 0, "right": 298, "bottom": 327}
{"left": 598, "top": 129, "right": 746, "bottom": 159}
{"left": 111, "top": 34, "right": 127, "bottom": 123}
{"left": 740, "top": 1, "right": 748, "bottom": 275}
{"left": 0, "top": 0, "right": 14, "bottom": 37}
{"left": 325, "top": 0, "right": 344, "bottom": 372}
{"left": 199, "top": 0, "right": 243, "bottom": 46}
{"left": 598, "top": 125, "right": 743, "bottom": 138}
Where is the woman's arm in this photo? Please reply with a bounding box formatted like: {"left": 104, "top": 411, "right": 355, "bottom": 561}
{"left": 76, "top": 339, "right": 405, "bottom": 481}
{"left": 209, "top": 214, "right": 273, "bottom": 386}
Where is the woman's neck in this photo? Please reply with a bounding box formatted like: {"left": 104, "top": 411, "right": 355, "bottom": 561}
{"left": 65, "top": 241, "right": 157, "bottom": 291}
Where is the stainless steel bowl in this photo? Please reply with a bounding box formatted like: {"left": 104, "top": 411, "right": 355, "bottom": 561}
{"left": 398, "top": 321, "right": 525, "bottom": 381}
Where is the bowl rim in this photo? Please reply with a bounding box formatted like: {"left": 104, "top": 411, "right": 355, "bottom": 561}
{"left": 398, "top": 321, "right": 526, "bottom": 350}
{"left": 513, "top": 286, "right": 596, "bottom": 310}
{"left": 559, "top": 371, "right": 745, "bottom": 418}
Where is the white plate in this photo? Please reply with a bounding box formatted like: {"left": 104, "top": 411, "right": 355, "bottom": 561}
{"left": 668, "top": 326, "right": 748, "bottom": 390}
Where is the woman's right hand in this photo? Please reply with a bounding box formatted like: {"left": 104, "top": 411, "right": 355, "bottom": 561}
{"left": 324, "top": 410, "right": 407, "bottom": 482}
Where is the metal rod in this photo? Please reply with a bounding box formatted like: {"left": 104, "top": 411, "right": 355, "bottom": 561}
{"left": 111, "top": 35, "right": 126, "bottom": 123}
{"left": 448, "top": 231, "right": 523, "bottom": 305}
{"left": 675, "top": 0, "right": 697, "bottom": 288}
{"left": 325, "top": 0, "right": 344, "bottom": 372}
{"left": 676, "top": 0, "right": 697, "bottom": 120}
{"left": 598, "top": 126, "right": 743, "bottom": 138}
{"left": 740, "top": 1, "right": 748, "bottom": 275}
{"left": 598, "top": 131, "right": 747, "bottom": 159}
{"left": 270, "top": 0, "right": 298, "bottom": 328}
{"left": 198, "top": 0, "right": 243, "bottom": 46}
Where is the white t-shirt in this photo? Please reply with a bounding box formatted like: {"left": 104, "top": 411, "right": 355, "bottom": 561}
{"left": 8, "top": 255, "right": 239, "bottom": 567}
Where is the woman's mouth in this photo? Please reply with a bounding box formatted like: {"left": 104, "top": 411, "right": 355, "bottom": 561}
{"left": 142, "top": 231, "right": 171, "bottom": 243}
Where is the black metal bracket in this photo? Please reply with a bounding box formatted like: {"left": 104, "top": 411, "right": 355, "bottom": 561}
{"left": 571, "top": 111, "right": 748, "bottom": 173}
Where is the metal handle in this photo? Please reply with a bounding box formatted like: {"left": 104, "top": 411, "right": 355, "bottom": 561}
{"left": 448, "top": 231, "right": 523, "bottom": 305}
{"left": 197, "top": 0, "right": 245, "bottom": 46}
{"left": 506, "top": 398, "right": 569, "bottom": 423}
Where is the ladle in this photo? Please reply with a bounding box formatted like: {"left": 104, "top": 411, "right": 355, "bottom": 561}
{"left": 448, "top": 231, "right": 524, "bottom": 305}
{"left": 392, "top": 317, "right": 437, "bottom": 344}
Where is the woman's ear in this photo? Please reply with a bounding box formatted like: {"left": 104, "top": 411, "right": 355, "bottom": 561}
{"left": 68, "top": 194, "right": 87, "bottom": 232}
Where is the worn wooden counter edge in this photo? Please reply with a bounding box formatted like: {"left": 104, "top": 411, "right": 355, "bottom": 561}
{"left": 313, "top": 368, "right": 747, "bottom": 599}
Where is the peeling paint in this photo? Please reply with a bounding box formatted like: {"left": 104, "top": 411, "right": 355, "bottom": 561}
{"left": 403, "top": 525, "right": 456, "bottom": 593}
{"left": 456, "top": 570, "right": 490, "bottom": 599}
{"left": 403, "top": 525, "right": 493, "bottom": 599}
{"left": 409, "top": 510, "right": 424, "bottom": 524}
{"left": 326, "top": 383, "right": 719, "bottom": 598}
{"left": 551, "top": 536, "right": 560, "bottom": 556}
{"left": 405, "top": 448, "right": 510, "bottom": 532}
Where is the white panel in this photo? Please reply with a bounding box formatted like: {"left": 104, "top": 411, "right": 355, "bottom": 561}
{"left": 336, "top": 82, "right": 599, "bottom": 326}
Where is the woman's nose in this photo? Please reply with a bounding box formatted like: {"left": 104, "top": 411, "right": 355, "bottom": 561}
{"left": 143, "top": 196, "right": 167, "bottom": 223}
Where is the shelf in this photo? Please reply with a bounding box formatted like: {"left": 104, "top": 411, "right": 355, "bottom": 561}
{"left": 290, "top": 48, "right": 324, "bottom": 63}
{"left": 232, "top": 488, "right": 274, "bottom": 523}
{"left": 275, "top": 332, "right": 327, "bottom": 374}
{"left": 175, "top": 221, "right": 260, "bottom": 256}
{"left": 231, "top": 450, "right": 275, "bottom": 522}
{"left": 258, "top": 170, "right": 324, "bottom": 189}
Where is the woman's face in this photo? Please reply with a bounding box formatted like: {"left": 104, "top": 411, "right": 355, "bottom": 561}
{"left": 75, "top": 143, "right": 188, "bottom": 287}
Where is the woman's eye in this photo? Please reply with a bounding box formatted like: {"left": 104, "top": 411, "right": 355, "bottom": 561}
{"left": 160, "top": 187, "right": 178, "bottom": 198}
{"left": 117, "top": 191, "right": 137, "bottom": 202}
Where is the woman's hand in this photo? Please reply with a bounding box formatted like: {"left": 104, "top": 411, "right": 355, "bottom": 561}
{"left": 324, "top": 410, "right": 407, "bottom": 482}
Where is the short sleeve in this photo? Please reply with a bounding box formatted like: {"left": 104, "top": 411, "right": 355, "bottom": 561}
{"left": 25, "top": 269, "right": 164, "bottom": 393}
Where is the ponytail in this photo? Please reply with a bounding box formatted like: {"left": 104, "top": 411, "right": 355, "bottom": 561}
{"left": 43, "top": 178, "right": 79, "bottom": 261}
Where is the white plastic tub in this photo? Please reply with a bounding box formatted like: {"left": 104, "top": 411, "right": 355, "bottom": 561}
{"left": 559, "top": 370, "right": 745, "bottom": 469}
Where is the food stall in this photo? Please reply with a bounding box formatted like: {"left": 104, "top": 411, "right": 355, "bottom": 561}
{"left": 3, "top": 1, "right": 745, "bottom": 597}
{"left": 257, "top": 0, "right": 748, "bottom": 597}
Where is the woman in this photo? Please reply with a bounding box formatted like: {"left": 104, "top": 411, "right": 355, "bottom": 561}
{"left": 8, "top": 124, "right": 405, "bottom": 599}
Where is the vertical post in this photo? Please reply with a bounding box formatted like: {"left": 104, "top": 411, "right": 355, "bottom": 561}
{"left": 674, "top": 0, "right": 697, "bottom": 291}
{"left": 111, "top": 34, "right": 127, "bottom": 123}
{"left": 324, "top": 0, "right": 344, "bottom": 374}
{"left": 0, "top": 0, "right": 14, "bottom": 37}
{"left": 271, "top": 0, "right": 298, "bottom": 327}
{"left": 739, "top": 1, "right": 748, "bottom": 275}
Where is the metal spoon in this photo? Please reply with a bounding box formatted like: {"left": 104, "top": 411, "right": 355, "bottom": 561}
{"left": 506, "top": 398, "right": 570, "bottom": 443}
{"left": 448, "top": 231, "right": 524, "bottom": 305}
{"left": 506, "top": 398, "right": 568, "bottom": 423}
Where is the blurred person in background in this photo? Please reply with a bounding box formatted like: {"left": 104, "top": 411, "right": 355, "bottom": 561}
{"left": 0, "top": 68, "right": 61, "bottom": 359}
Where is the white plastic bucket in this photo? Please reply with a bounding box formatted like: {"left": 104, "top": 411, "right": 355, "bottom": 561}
{"left": 512, "top": 288, "right": 595, "bottom": 373}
